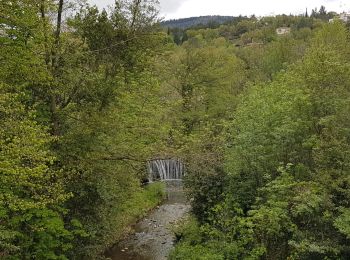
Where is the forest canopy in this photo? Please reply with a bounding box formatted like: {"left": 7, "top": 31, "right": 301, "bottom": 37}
{"left": 1, "top": 1, "right": 350, "bottom": 259}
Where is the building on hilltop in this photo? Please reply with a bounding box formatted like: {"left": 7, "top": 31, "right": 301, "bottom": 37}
{"left": 339, "top": 12, "right": 350, "bottom": 22}
{"left": 276, "top": 27, "right": 291, "bottom": 36}
{"left": 329, "top": 12, "right": 350, "bottom": 23}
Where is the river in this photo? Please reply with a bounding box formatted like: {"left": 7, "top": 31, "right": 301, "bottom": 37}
{"left": 106, "top": 180, "right": 190, "bottom": 260}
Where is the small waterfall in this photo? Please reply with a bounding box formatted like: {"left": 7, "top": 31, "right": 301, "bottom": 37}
{"left": 148, "top": 159, "right": 184, "bottom": 181}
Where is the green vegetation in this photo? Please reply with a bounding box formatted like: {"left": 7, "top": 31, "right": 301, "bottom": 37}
{"left": 170, "top": 14, "right": 350, "bottom": 260}
{"left": 1, "top": 0, "right": 165, "bottom": 259}
{"left": 1, "top": 0, "right": 350, "bottom": 259}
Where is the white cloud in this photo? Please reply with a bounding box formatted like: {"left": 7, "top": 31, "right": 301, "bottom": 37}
{"left": 165, "top": 0, "right": 350, "bottom": 18}
{"left": 89, "top": 0, "right": 113, "bottom": 10}
{"left": 88, "top": 0, "right": 188, "bottom": 14}
{"left": 160, "top": 0, "right": 188, "bottom": 14}
{"left": 89, "top": 0, "right": 350, "bottom": 19}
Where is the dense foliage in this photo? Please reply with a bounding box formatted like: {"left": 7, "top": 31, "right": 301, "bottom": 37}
{"left": 1, "top": 1, "right": 350, "bottom": 259}
{"left": 171, "top": 13, "right": 350, "bottom": 260}
{"left": 1, "top": 0, "right": 166, "bottom": 259}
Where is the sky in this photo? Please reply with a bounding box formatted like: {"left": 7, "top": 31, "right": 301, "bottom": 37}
{"left": 89, "top": 0, "right": 350, "bottom": 19}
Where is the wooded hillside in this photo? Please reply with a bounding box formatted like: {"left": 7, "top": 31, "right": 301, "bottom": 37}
{"left": 161, "top": 15, "right": 236, "bottom": 29}
{"left": 1, "top": 1, "right": 350, "bottom": 259}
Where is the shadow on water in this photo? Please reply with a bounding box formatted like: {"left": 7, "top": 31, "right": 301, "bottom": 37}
{"left": 105, "top": 180, "right": 190, "bottom": 260}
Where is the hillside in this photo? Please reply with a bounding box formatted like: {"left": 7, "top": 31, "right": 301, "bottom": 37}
{"left": 161, "top": 15, "right": 236, "bottom": 29}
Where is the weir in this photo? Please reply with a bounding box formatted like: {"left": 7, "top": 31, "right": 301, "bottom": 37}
{"left": 147, "top": 159, "right": 184, "bottom": 181}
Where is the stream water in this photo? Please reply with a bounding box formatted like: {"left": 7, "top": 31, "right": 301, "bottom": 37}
{"left": 106, "top": 180, "right": 190, "bottom": 260}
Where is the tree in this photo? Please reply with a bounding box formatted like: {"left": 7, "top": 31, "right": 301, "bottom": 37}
{"left": 1, "top": 0, "right": 167, "bottom": 258}
{"left": 0, "top": 83, "right": 72, "bottom": 259}
{"left": 156, "top": 33, "right": 248, "bottom": 221}
{"left": 224, "top": 22, "right": 350, "bottom": 259}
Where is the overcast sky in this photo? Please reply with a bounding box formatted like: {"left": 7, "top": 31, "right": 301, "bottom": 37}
{"left": 89, "top": 0, "right": 350, "bottom": 19}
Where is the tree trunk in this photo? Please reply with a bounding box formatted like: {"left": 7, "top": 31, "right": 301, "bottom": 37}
{"left": 40, "top": 0, "right": 50, "bottom": 66}
{"left": 50, "top": 0, "right": 64, "bottom": 136}
{"left": 52, "top": 0, "right": 64, "bottom": 71}
{"left": 130, "top": 0, "right": 142, "bottom": 31}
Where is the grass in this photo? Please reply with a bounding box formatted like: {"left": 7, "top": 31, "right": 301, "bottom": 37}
{"left": 169, "top": 216, "right": 225, "bottom": 260}
{"left": 121, "top": 182, "right": 167, "bottom": 225}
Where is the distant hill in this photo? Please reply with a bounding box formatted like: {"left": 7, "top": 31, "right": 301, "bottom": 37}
{"left": 161, "top": 16, "right": 236, "bottom": 29}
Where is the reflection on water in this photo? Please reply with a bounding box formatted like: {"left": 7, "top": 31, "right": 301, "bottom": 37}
{"left": 106, "top": 181, "right": 189, "bottom": 260}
